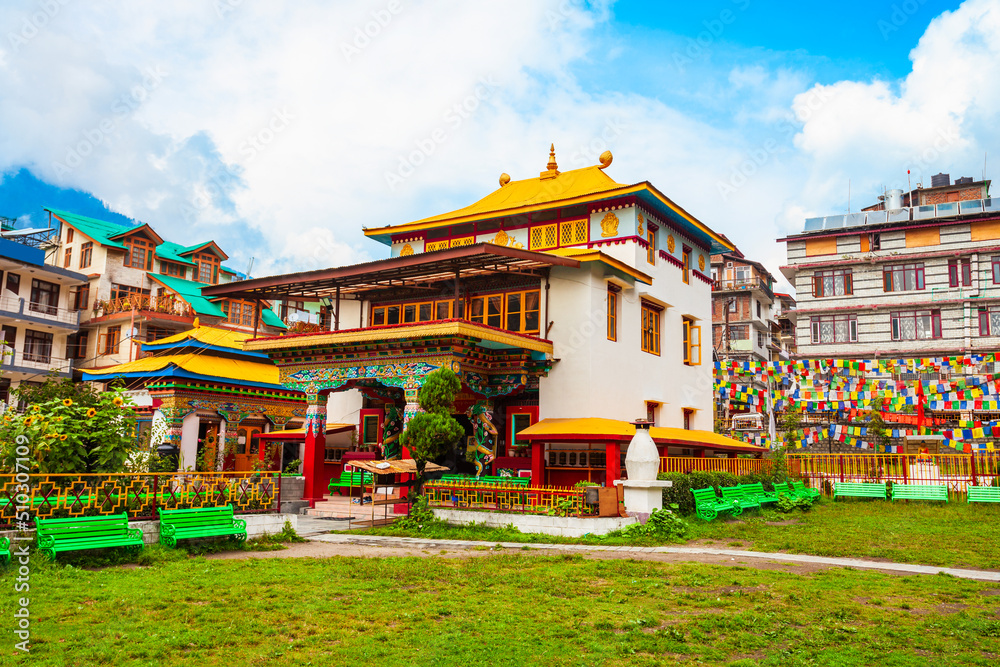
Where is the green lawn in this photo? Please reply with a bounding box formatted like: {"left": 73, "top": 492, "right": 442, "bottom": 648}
{"left": 3, "top": 553, "right": 999, "bottom": 665}
{"left": 362, "top": 499, "right": 1000, "bottom": 569}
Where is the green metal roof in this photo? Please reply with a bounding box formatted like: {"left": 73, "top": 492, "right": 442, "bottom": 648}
{"left": 150, "top": 274, "right": 227, "bottom": 318}
{"left": 155, "top": 242, "right": 198, "bottom": 267}
{"left": 45, "top": 208, "right": 132, "bottom": 249}
{"left": 260, "top": 307, "right": 286, "bottom": 329}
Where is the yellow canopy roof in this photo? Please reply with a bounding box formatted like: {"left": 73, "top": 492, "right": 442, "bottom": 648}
{"left": 82, "top": 353, "right": 281, "bottom": 386}
{"left": 519, "top": 417, "right": 765, "bottom": 453}
{"left": 146, "top": 325, "right": 253, "bottom": 350}
{"left": 259, "top": 424, "right": 354, "bottom": 438}
{"left": 548, "top": 248, "right": 653, "bottom": 284}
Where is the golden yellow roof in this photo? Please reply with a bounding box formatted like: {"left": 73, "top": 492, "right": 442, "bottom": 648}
{"left": 519, "top": 418, "right": 765, "bottom": 452}
{"left": 147, "top": 325, "right": 253, "bottom": 350}
{"left": 259, "top": 424, "right": 354, "bottom": 437}
{"left": 548, "top": 248, "right": 653, "bottom": 284}
{"left": 82, "top": 353, "right": 281, "bottom": 386}
{"left": 365, "top": 164, "right": 626, "bottom": 237}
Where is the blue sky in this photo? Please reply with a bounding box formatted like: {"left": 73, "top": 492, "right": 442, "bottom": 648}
{"left": 0, "top": 0, "right": 994, "bottom": 290}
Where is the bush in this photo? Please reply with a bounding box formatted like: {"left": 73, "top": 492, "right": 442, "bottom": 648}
{"left": 619, "top": 506, "right": 689, "bottom": 540}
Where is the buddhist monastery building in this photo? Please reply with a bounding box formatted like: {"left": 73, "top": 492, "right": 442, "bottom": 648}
{"left": 203, "top": 147, "right": 765, "bottom": 503}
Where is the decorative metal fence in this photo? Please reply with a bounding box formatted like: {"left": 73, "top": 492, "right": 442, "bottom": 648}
{"left": 659, "top": 456, "right": 773, "bottom": 476}
{"left": 787, "top": 453, "right": 1000, "bottom": 498}
{"left": 0, "top": 472, "right": 282, "bottom": 528}
{"left": 424, "top": 481, "right": 595, "bottom": 517}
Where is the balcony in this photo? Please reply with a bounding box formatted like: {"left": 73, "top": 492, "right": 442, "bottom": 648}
{"left": 0, "top": 348, "right": 74, "bottom": 376}
{"left": 94, "top": 293, "right": 194, "bottom": 319}
{"left": 712, "top": 277, "right": 774, "bottom": 300}
{"left": 0, "top": 295, "right": 80, "bottom": 328}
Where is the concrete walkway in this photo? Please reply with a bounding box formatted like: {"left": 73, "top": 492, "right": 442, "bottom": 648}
{"left": 309, "top": 532, "right": 1000, "bottom": 582}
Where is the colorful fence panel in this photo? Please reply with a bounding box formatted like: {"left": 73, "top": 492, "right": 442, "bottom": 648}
{"left": 787, "top": 453, "right": 1000, "bottom": 498}
{"left": 424, "top": 481, "right": 594, "bottom": 517}
{"left": 659, "top": 457, "right": 773, "bottom": 477}
{"left": 0, "top": 472, "right": 282, "bottom": 528}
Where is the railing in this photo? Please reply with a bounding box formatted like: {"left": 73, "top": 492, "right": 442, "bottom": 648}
{"left": 660, "top": 457, "right": 772, "bottom": 476}
{"left": 712, "top": 277, "right": 774, "bottom": 300}
{"left": 424, "top": 481, "right": 594, "bottom": 517}
{"left": 0, "top": 295, "right": 80, "bottom": 326}
{"left": 0, "top": 472, "right": 282, "bottom": 528}
{"left": 0, "top": 349, "right": 74, "bottom": 374}
{"left": 98, "top": 293, "right": 192, "bottom": 317}
{"left": 787, "top": 453, "right": 1000, "bottom": 498}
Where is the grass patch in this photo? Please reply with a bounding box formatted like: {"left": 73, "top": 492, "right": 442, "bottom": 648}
{"left": 357, "top": 500, "right": 1000, "bottom": 569}
{"left": 2, "top": 554, "right": 999, "bottom": 664}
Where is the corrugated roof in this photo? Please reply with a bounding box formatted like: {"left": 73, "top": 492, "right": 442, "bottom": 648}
{"left": 518, "top": 418, "right": 766, "bottom": 452}
{"left": 144, "top": 326, "right": 252, "bottom": 350}
{"left": 149, "top": 274, "right": 227, "bottom": 317}
{"left": 46, "top": 208, "right": 132, "bottom": 249}
{"left": 81, "top": 353, "right": 282, "bottom": 386}
{"left": 156, "top": 241, "right": 198, "bottom": 267}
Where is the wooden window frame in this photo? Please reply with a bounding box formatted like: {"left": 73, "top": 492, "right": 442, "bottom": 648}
{"left": 529, "top": 223, "right": 558, "bottom": 251}
{"left": 79, "top": 242, "right": 93, "bottom": 269}
{"left": 646, "top": 229, "right": 656, "bottom": 265}
{"left": 123, "top": 237, "right": 153, "bottom": 270}
{"left": 640, "top": 302, "right": 661, "bottom": 356}
{"left": 100, "top": 325, "right": 122, "bottom": 355}
{"left": 812, "top": 269, "right": 853, "bottom": 297}
{"left": 63, "top": 247, "right": 72, "bottom": 268}
{"left": 607, "top": 285, "right": 619, "bottom": 341}
{"left": 66, "top": 228, "right": 74, "bottom": 243}
{"left": 890, "top": 309, "right": 942, "bottom": 341}
{"left": 882, "top": 263, "right": 926, "bottom": 292}
{"left": 682, "top": 316, "right": 701, "bottom": 366}
{"left": 558, "top": 218, "right": 588, "bottom": 247}
{"left": 682, "top": 247, "right": 691, "bottom": 284}
{"left": 810, "top": 315, "right": 858, "bottom": 344}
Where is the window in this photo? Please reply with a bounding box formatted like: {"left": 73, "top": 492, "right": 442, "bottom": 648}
{"left": 425, "top": 240, "right": 450, "bottom": 252}
{"left": 641, "top": 302, "right": 661, "bottom": 355}
{"left": 646, "top": 229, "right": 656, "bottom": 265}
{"left": 228, "top": 299, "right": 256, "bottom": 327}
{"left": 66, "top": 228, "right": 74, "bottom": 243}
{"left": 683, "top": 408, "right": 694, "bottom": 430}
{"left": 757, "top": 331, "right": 764, "bottom": 348}
{"left": 0, "top": 325, "right": 15, "bottom": 347}
{"left": 756, "top": 300, "right": 761, "bottom": 318}
{"left": 470, "top": 294, "right": 504, "bottom": 328}
{"left": 883, "top": 263, "right": 925, "bottom": 292}
{"left": 361, "top": 414, "right": 380, "bottom": 445}
{"left": 66, "top": 332, "right": 88, "bottom": 360}
{"left": 607, "top": 285, "right": 619, "bottom": 341}
{"left": 992, "top": 256, "right": 1000, "bottom": 284}
{"left": 29, "top": 279, "right": 60, "bottom": 315}
{"left": 891, "top": 310, "right": 941, "bottom": 341}
{"left": 145, "top": 326, "right": 172, "bottom": 342}
{"left": 195, "top": 253, "right": 220, "bottom": 284}
{"left": 160, "top": 261, "right": 186, "bottom": 278}
{"left": 79, "top": 242, "right": 93, "bottom": 269}
{"left": 948, "top": 258, "right": 972, "bottom": 287}
{"left": 559, "top": 219, "right": 588, "bottom": 246}
{"left": 505, "top": 290, "right": 540, "bottom": 333}
{"left": 812, "top": 269, "right": 853, "bottom": 297}
{"left": 530, "top": 223, "right": 558, "bottom": 250}
{"left": 978, "top": 307, "right": 1000, "bottom": 336}
{"left": 63, "top": 247, "right": 72, "bottom": 268}
{"left": 23, "top": 330, "right": 53, "bottom": 363}
{"left": 682, "top": 316, "right": 701, "bottom": 365}
{"left": 728, "top": 299, "right": 737, "bottom": 313}
{"left": 734, "top": 265, "right": 751, "bottom": 282}
{"left": 729, "top": 325, "right": 749, "bottom": 340}
{"left": 509, "top": 412, "right": 533, "bottom": 451}
{"left": 872, "top": 233, "right": 881, "bottom": 251}
{"left": 682, "top": 248, "right": 691, "bottom": 284}
{"left": 71, "top": 285, "right": 90, "bottom": 311}
{"left": 450, "top": 237, "right": 475, "bottom": 248}
{"left": 810, "top": 315, "right": 858, "bottom": 344}
{"left": 5, "top": 272, "right": 19, "bottom": 295}
{"left": 101, "top": 325, "right": 122, "bottom": 355}
{"left": 123, "top": 237, "right": 153, "bottom": 270}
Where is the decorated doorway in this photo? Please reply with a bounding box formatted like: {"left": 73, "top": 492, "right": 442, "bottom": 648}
{"left": 235, "top": 425, "right": 263, "bottom": 471}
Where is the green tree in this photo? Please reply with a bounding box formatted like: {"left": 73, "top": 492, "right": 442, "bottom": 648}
{"left": 399, "top": 368, "right": 464, "bottom": 494}
{"left": 0, "top": 379, "right": 141, "bottom": 473}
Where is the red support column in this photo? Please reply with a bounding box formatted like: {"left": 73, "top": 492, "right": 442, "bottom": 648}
{"left": 302, "top": 394, "right": 327, "bottom": 508}
{"left": 605, "top": 441, "right": 621, "bottom": 488}
{"left": 531, "top": 440, "right": 545, "bottom": 486}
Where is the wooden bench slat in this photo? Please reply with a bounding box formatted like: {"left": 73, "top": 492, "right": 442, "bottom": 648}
{"left": 35, "top": 513, "right": 144, "bottom": 559}
{"left": 157, "top": 506, "right": 247, "bottom": 548}
{"left": 968, "top": 486, "right": 1000, "bottom": 503}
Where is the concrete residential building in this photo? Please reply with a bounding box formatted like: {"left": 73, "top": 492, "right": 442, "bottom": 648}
{"left": 0, "top": 221, "right": 88, "bottom": 407}
{"left": 779, "top": 174, "right": 996, "bottom": 365}
{"left": 710, "top": 248, "right": 778, "bottom": 365}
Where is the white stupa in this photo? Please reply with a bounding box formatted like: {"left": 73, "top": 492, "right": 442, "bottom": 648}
{"left": 614, "top": 420, "right": 672, "bottom": 520}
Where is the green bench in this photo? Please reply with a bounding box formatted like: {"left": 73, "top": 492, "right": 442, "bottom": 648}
{"left": 328, "top": 471, "right": 374, "bottom": 496}
{"left": 440, "top": 474, "right": 530, "bottom": 486}
{"left": 157, "top": 506, "right": 247, "bottom": 548}
{"left": 691, "top": 487, "right": 742, "bottom": 522}
{"left": 35, "top": 513, "right": 144, "bottom": 560}
{"left": 739, "top": 482, "right": 779, "bottom": 505}
{"left": 833, "top": 482, "right": 887, "bottom": 500}
{"left": 891, "top": 483, "right": 948, "bottom": 503}
{"left": 0, "top": 536, "right": 9, "bottom": 564}
{"left": 790, "top": 480, "right": 821, "bottom": 502}
{"left": 720, "top": 485, "right": 761, "bottom": 511}
{"left": 968, "top": 486, "right": 1000, "bottom": 504}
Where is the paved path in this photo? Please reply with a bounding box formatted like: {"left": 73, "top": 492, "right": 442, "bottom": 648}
{"left": 308, "top": 532, "right": 1000, "bottom": 582}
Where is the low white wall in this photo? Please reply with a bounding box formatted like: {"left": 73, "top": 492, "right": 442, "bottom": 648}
{"left": 433, "top": 509, "right": 636, "bottom": 538}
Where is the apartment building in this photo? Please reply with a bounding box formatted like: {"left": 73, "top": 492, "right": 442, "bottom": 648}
{"left": 0, "top": 221, "right": 88, "bottom": 407}
{"left": 779, "top": 174, "right": 995, "bottom": 365}
{"left": 42, "top": 208, "right": 286, "bottom": 370}
{"left": 710, "top": 248, "right": 779, "bottom": 364}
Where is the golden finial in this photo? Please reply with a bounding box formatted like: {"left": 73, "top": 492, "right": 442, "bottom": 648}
{"left": 540, "top": 143, "right": 560, "bottom": 180}
{"left": 499, "top": 173, "right": 511, "bottom": 187}
{"left": 598, "top": 150, "right": 613, "bottom": 169}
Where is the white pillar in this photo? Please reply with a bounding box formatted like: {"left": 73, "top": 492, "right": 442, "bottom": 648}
{"left": 180, "top": 413, "right": 200, "bottom": 471}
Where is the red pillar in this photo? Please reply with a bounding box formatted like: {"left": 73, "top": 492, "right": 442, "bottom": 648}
{"left": 531, "top": 440, "right": 545, "bottom": 486}
{"left": 605, "top": 441, "right": 621, "bottom": 488}
{"left": 302, "top": 395, "right": 327, "bottom": 507}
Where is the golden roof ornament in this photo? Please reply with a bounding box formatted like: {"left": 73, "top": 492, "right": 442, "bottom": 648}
{"left": 499, "top": 173, "right": 511, "bottom": 187}
{"left": 599, "top": 150, "right": 613, "bottom": 169}
{"left": 540, "top": 143, "right": 560, "bottom": 180}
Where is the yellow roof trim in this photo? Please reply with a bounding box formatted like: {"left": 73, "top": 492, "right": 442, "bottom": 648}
{"left": 548, "top": 248, "right": 653, "bottom": 284}
{"left": 245, "top": 320, "right": 554, "bottom": 354}
{"left": 81, "top": 353, "right": 281, "bottom": 385}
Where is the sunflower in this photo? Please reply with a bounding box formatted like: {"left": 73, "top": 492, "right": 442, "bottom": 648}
{"left": 59, "top": 434, "right": 68, "bottom": 441}
{"left": 86, "top": 408, "right": 97, "bottom": 418}
{"left": 62, "top": 398, "right": 73, "bottom": 407}
{"left": 23, "top": 416, "right": 34, "bottom": 426}
{"left": 31, "top": 404, "right": 41, "bottom": 413}
{"left": 112, "top": 396, "right": 124, "bottom": 407}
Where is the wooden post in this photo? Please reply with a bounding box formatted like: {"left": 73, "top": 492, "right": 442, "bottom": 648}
{"left": 454, "top": 269, "right": 460, "bottom": 319}
{"left": 531, "top": 440, "right": 545, "bottom": 487}
{"left": 334, "top": 286, "right": 340, "bottom": 331}
{"left": 253, "top": 299, "right": 261, "bottom": 338}
{"left": 302, "top": 394, "right": 327, "bottom": 507}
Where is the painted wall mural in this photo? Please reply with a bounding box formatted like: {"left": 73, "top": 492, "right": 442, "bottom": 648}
{"left": 467, "top": 400, "right": 498, "bottom": 478}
